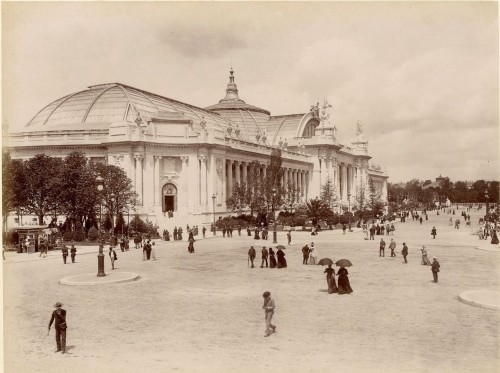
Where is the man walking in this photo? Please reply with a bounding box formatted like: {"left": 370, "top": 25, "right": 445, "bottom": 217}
{"left": 431, "top": 226, "right": 437, "bottom": 239}
{"left": 70, "top": 245, "right": 77, "bottom": 263}
{"left": 287, "top": 230, "right": 292, "bottom": 245}
{"left": 431, "top": 257, "right": 440, "bottom": 283}
{"left": 61, "top": 246, "right": 68, "bottom": 264}
{"left": 109, "top": 246, "right": 117, "bottom": 269}
{"left": 302, "top": 244, "right": 310, "bottom": 264}
{"left": 401, "top": 242, "right": 408, "bottom": 263}
{"left": 369, "top": 225, "right": 376, "bottom": 240}
{"left": 261, "top": 246, "right": 268, "bottom": 268}
{"left": 379, "top": 238, "right": 386, "bottom": 257}
{"left": 248, "top": 246, "right": 256, "bottom": 268}
{"left": 48, "top": 302, "right": 67, "bottom": 353}
{"left": 262, "top": 291, "right": 276, "bottom": 337}
{"left": 389, "top": 239, "right": 397, "bottom": 258}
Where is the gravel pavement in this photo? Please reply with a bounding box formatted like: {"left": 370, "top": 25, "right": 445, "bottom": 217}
{"left": 3, "top": 209, "right": 499, "bottom": 373}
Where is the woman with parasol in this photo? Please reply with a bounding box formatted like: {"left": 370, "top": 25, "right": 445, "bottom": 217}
{"left": 318, "top": 258, "right": 338, "bottom": 294}
{"left": 336, "top": 259, "right": 353, "bottom": 294}
{"left": 276, "top": 246, "right": 287, "bottom": 268}
{"left": 269, "top": 247, "right": 277, "bottom": 268}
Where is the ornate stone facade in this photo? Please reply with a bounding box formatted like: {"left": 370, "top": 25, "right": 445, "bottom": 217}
{"left": 5, "top": 70, "right": 388, "bottom": 228}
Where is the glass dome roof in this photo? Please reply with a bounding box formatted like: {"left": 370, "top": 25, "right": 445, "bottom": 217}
{"left": 24, "top": 83, "right": 233, "bottom": 132}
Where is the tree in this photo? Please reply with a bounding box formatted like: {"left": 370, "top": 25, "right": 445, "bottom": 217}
{"left": 354, "top": 180, "right": 371, "bottom": 221}
{"left": 2, "top": 152, "right": 25, "bottom": 231}
{"left": 368, "top": 178, "right": 384, "bottom": 218}
{"left": 60, "top": 152, "right": 101, "bottom": 229}
{"left": 305, "top": 198, "right": 332, "bottom": 225}
{"left": 320, "top": 176, "right": 338, "bottom": 210}
{"left": 262, "top": 149, "right": 285, "bottom": 217}
{"left": 23, "top": 154, "right": 64, "bottom": 224}
{"left": 226, "top": 182, "right": 248, "bottom": 215}
{"left": 94, "top": 163, "right": 139, "bottom": 229}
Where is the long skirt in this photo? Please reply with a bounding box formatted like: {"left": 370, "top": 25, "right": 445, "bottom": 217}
{"left": 337, "top": 274, "right": 353, "bottom": 294}
{"left": 270, "top": 256, "right": 277, "bottom": 268}
{"left": 309, "top": 256, "right": 316, "bottom": 265}
{"left": 327, "top": 276, "right": 338, "bottom": 294}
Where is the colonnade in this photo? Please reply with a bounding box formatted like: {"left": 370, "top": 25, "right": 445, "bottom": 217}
{"left": 224, "top": 159, "right": 309, "bottom": 201}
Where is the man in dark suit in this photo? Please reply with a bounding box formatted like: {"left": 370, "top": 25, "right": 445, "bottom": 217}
{"left": 260, "top": 247, "right": 268, "bottom": 268}
{"left": 431, "top": 257, "right": 440, "bottom": 283}
{"left": 401, "top": 242, "right": 408, "bottom": 263}
{"left": 48, "top": 302, "right": 67, "bottom": 353}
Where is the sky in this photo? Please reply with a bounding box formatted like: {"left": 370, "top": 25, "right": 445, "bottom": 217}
{"left": 2, "top": 1, "right": 499, "bottom": 183}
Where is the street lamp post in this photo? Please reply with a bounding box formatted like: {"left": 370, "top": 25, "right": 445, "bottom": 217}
{"left": 272, "top": 188, "right": 278, "bottom": 244}
{"left": 212, "top": 194, "right": 216, "bottom": 236}
{"left": 347, "top": 192, "right": 352, "bottom": 232}
{"left": 485, "top": 192, "right": 490, "bottom": 219}
{"left": 96, "top": 176, "right": 106, "bottom": 277}
{"left": 110, "top": 193, "right": 116, "bottom": 247}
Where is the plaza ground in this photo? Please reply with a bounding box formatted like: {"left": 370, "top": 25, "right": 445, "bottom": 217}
{"left": 3, "top": 209, "right": 499, "bottom": 373}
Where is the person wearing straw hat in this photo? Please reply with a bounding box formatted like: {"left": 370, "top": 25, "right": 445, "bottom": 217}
{"left": 48, "top": 302, "right": 67, "bottom": 353}
{"left": 431, "top": 257, "right": 440, "bottom": 283}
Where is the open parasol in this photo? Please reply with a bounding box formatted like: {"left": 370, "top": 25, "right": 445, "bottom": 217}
{"left": 335, "top": 259, "right": 353, "bottom": 267}
{"left": 275, "top": 245, "right": 286, "bottom": 250}
{"left": 317, "top": 258, "right": 334, "bottom": 266}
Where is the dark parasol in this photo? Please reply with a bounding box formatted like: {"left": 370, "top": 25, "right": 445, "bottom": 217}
{"left": 335, "top": 259, "right": 353, "bottom": 267}
{"left": 317, "top": 258, "right": 334, "bottom": 266}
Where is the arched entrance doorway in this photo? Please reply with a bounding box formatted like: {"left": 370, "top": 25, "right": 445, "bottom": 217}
{"left": 162, "top": 183, "right": 178, "bottom": 212}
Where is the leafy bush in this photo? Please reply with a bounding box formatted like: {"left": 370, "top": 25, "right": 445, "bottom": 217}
{"left": 63, "top": 231, "right": 73, "bottom": 242}
{"left": 87, "top": 226, "right": 99, "bottom": 241}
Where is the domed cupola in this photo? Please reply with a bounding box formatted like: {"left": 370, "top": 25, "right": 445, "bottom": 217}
{"left": 205, "top": 68, "right": 270, "bottom": 116}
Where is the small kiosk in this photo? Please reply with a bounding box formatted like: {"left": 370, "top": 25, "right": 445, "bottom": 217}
{"left": 13, "top": 226, "right": 58, "bottom": 253}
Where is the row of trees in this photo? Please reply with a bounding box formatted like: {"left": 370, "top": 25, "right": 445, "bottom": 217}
{"left": 2, "top": 151, "right": 139, "bottom": 234}
{"left": 388, "top": 178, "right": 499, "bottom": 209}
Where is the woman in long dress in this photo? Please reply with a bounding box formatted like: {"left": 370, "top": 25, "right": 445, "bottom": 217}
{"left": 421, "top": 246, "right": 431, "bottom": 265}
{"left": 269, "top": 248, "right": 277, "bottom": 268}
{"left": 324, "top": 265, "right": 338, "bottom": 294}
{"left": 309, "top": 247, "right": 318, "bottom": 265}
{"left": 337, "top": 266, "right": 353, "bottom": 294}
{"left": 276, "top": 248, "right": 287, "bottom": 268}
{"left": 491, "top": 229, "right": 499, "bottom": 244}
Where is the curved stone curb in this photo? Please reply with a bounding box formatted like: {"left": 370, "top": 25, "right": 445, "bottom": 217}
{"left": 59, "top": 272, "right": 140, "bottom": 286}
{"left": 458, "top": 290, "right": 500, "bottom": 311}
{"left": 475, "top": 245, "right": 500, "bottom": 252}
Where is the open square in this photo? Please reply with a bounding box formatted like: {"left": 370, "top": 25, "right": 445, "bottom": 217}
{"left": 3, "top": 210, "right": 498, "bottom": 373}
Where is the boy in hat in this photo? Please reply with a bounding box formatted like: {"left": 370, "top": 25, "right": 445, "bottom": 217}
{"left": 48, "top": 302, "right": 67, "bottom": 353}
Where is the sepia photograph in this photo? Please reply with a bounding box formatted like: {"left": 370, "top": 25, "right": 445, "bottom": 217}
{"left": 2, "top": 2, "right": 499, "bottom": 372}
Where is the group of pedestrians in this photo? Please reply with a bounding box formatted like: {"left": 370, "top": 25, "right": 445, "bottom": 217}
{"left": 248, "top": 246, "right": 287, "bottom": 268}
{"left": 378, "top": 238, "right": 441, "bottom": 283}
{"left": 301, "top": 243, "right": 318, "bottom": 265}
{"left": 323, "top": 264, "right": 353, "bottom": 295}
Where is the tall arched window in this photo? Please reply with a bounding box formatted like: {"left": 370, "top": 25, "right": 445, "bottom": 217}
{"left": 301, "top": 119, "right": 319, "bottom": 138}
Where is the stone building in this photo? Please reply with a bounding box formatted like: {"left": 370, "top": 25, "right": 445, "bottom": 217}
{"left": 6, "top": 68, "right": 388, "bottom": 228}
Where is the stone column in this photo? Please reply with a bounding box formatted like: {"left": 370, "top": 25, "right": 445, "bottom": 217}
{"left": 263, "top": 165, "right": 267, "bottom": 180}
{"left": 134, "top": 154, "right": 143, "bottom": 206}
{"left": 227, "top": 159, "right": 233, "bottom": 198}
{"left": 154, "top": 155, "right": 162, "bottom": 206}
{"left": 180, "top": 156, "right": 189, "bottom": 210}
{"left": 342, "top": 163, "right": 348, "bottom": 201}
{"left": 199, "top": 155, "right": 207, "bottom": 206}
{"left": 207, "top": 154, "right": 216, "bottom": 208}
{"left": 284, "top": 167, "right": 288, "bottom": 187}
{"left": 234, "top": 160, "right": 241, "bottom": 186}
{"left": 242, "top": 162, "right": 247, "bottom": 185}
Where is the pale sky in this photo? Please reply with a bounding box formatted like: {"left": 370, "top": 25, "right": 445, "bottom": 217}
{"left": 2, "top": 2, "right": 498, "bottom": 183}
